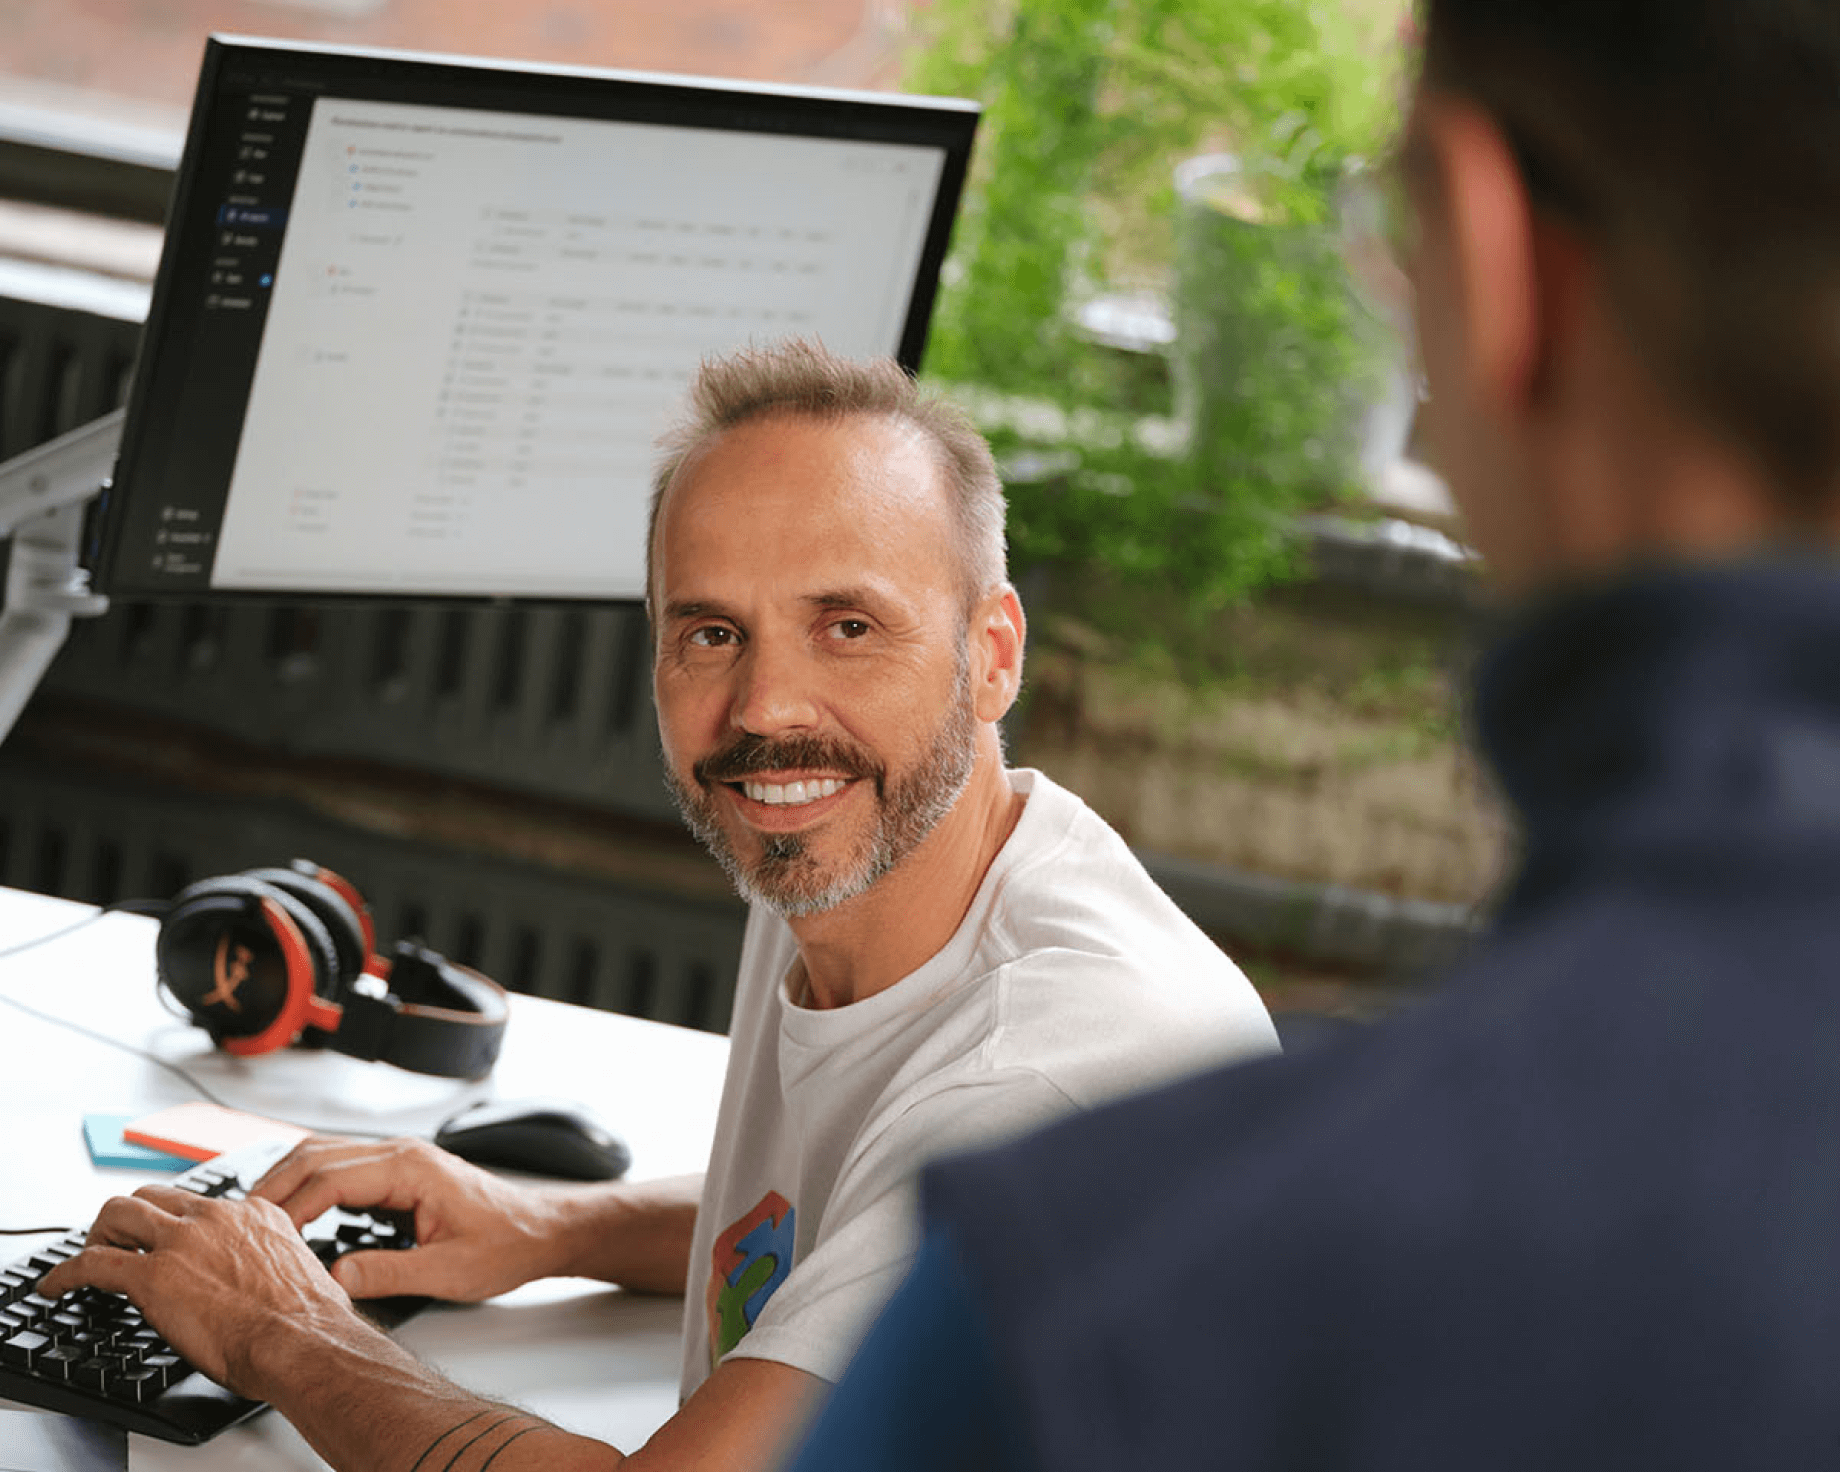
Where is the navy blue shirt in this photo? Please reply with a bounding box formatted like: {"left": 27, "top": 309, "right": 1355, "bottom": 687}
{"left": 789, "top": 561, "right": 1840, "bottom": 1471}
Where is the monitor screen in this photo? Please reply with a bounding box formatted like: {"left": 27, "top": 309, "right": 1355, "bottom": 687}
{"left": 97, "top": 35, "right": 977, "bottom": 603}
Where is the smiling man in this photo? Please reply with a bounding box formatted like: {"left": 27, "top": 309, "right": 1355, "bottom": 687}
{"left": 646, "top": 340, "right": 1278, "bottom": 1413}
{"left": 39, "top": 340, "right": 1277, "bottom": 1472}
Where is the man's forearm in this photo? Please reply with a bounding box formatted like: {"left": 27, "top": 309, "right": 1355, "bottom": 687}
{"left": 251, "top": 1307, "right": 625, "bottom": 1472}
{"left": 545, "top": 1172, "right": 702, "bottom": 1294}
{"left": 259, "top": 1171, "right": 706, "bottom": 1468}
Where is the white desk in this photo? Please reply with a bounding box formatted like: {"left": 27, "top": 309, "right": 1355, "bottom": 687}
{"left": 0, "top": 888, "right": 731, "bottom": 1468}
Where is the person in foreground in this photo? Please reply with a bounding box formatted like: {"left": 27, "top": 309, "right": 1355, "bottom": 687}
{"left": 39, "top": 341, "right": 1278, "bottom": 1470}
{"left": 785, "top": 3, "right": 1840, "bottom": 1469}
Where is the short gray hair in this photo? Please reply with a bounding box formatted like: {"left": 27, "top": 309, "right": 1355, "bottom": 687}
{"left": 646, "top": 338, "right": 1007, "bottom": 617}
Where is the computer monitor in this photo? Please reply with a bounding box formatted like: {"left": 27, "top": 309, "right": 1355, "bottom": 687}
{"left": 95, "top": 35, "right": 977, "bottom": 604}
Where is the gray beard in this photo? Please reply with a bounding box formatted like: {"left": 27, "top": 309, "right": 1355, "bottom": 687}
{"left": 665, "top": 677, "right": 979, "bottom": 919}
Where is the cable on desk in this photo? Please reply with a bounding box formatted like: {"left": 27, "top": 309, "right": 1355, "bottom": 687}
{"left": 0, "top": 979, "right": 243, "bottom": 1109}
{"left": 0, "top": 898, "right": 165, "bottom": 961}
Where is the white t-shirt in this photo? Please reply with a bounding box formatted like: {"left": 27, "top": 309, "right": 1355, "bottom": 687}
{"left": 677, "top": 767, "right": 1278, "bottom": 1396}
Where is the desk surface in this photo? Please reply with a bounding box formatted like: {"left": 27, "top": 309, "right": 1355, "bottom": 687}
{"left": 0, "top": 888, "right": 731, "bottom": 1469}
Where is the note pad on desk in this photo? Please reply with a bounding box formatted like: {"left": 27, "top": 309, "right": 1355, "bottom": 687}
{"left": 121, "top": 1102, "right": 310, "bottom": 1162}
{"left": 82, "top": 1114, "right": 191, "bottom": 1171}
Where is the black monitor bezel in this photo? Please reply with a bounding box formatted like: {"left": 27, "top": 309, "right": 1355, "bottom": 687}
{"left": 96, "top": 34, "right": 979, "bottom": 607}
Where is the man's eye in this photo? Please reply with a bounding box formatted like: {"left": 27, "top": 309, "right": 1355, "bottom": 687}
{"left": 688, "top": 626, "right": 736, "bottom": 648}
{"left": 830, "top": 619, "right": 871, "bottom": 640}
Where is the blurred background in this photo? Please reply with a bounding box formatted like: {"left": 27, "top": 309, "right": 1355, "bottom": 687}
{"left": 0, "top": 0, "right": 909, "bottom": 107}
{"left": 0, "top": 0, "right": 1497, "bottom": 1040}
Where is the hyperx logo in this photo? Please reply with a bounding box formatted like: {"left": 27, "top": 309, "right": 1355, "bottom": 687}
{"left": 204, "top": 934, "right": 254, "bottom": 1011}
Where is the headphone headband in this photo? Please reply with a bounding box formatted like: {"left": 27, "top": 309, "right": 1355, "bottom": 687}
{"left": 333, "top": 942, "right": 508, "bottom": 1079}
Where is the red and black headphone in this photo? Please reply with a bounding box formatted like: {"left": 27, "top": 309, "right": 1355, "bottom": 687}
{"left": 157, "top": 859, "right": 509, "bottom": 1080}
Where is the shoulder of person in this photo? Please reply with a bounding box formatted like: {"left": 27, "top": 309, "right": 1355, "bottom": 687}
{"left": 990, "top": 770, "right": 1219, "bottom": 954}
{"left": 983, "top": 945, "right": 1277, "bottom": 1107}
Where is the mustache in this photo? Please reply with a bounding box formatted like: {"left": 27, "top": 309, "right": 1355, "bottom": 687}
{"left": 694, "top": 732, "right": 883, "bottom": 789}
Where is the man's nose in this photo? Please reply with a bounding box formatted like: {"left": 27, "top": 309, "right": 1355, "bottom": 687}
{"left": 730, "top": 639, "right": 821, "bottom": 736}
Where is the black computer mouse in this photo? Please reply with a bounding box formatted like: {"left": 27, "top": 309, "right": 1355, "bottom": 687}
{"left": 433, "top": 1097, "right": 632, "bottom": 1181}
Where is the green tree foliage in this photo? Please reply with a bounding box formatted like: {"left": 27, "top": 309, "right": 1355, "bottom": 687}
{"left": 905, "top": 0, "right": 1407, "bottom": 625}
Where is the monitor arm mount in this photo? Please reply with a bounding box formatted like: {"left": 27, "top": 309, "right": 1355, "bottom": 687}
{"left": 0, "top": 408, "right": 124, "bottom": 744}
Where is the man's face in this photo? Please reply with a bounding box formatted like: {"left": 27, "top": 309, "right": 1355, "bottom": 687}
{"left": 651, "top": 413, "right": 981, "bottom": 918}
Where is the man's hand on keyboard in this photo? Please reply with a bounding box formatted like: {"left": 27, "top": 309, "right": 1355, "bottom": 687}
{"left": 34, "top": 1184, "right": 357, "bottom": 1400}
{"left": 250, "top": 1136, "right": 570, "bottom": 1303}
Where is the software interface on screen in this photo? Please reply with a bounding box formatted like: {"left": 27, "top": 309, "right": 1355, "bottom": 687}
{"left": 101, "top": 39, "right": 975, "bottom": 603}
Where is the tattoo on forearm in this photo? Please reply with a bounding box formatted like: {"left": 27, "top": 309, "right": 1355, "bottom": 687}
{"left": 442, "top": 1413, "right": 525, "bottom": 1472}
{"left": 409, "top": 1411, "right": 490, "bottom": 1472}
{"left": 406, "top": 1406, "right": 556, "bottom": 1472}
{"left": 476, "top": 1425, "right": 543, "bottom": 1472}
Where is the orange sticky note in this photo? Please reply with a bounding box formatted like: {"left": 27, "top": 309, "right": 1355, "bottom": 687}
{"left": 121, "top": 1102, "right": 310, "bottom": 1162}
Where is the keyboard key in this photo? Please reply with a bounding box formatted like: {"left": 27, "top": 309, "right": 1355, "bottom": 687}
{"left": 1, "top": 1328, "right": 53, "bottom": 1367}
{"left": 73, "top": 1357, "right": 114, "bottom": 1392}
{"left": 374, "top": 1209, "right": 416, "bottom": 1241}
{"left": 37, "top": 1344, "right": 85, "bottom": 1380}
{"left": 113, "top": 1366, "right": 165, "bottom": 1403}
{"left": 140, "top": 1352, "right": 186, "bottom": 1386}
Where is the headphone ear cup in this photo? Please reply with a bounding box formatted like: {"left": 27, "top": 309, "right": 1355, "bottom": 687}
{"left": 158, "top": 875, "right": 342, "bottom": 1053}
{"left": 285, "top": 860, "right": 377, "bottom": 961}
{"left": 244, "top": 863, "right": 369, "bottom": 1000}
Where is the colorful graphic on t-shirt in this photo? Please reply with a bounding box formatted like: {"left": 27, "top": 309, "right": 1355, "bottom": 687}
{"left": 706, "top": 1190, "right": 796, "bottom": 1365}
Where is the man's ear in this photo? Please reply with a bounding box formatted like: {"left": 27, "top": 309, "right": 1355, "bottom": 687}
{"left": 969, "top": 585, "right": 1025, "bottom": 724}
{"left": 1414, "top": 96, "right": 1543, "bottom": 419}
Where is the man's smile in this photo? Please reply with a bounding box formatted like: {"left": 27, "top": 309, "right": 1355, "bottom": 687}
{"left": 738, "top": 776, "right": 851, "bottom": 807}
{"left": 717, "top": 772, "right": 862, "bottom": 832}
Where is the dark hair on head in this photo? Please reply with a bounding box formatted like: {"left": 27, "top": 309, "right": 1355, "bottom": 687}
{"left": 645, "top": 338, "right": 1007, "bottom": 618}
{"left": 1422, "top": 0, "right": 1840, "bottom": 511}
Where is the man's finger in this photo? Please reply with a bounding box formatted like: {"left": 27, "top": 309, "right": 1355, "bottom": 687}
{"left": 327, "top": 1245, "right": 422, "bottom": 1300}
{"left": 83, "top": 1191, "right": 181, "bottom": 1251}
{"left": 248, "top": 1136, "right": 345, "bottom": 1203}
{"left": 38, "top": 1244, "right": 150, "bottom": 1300}
{"left": 130, "top": 1182, "right": 219, "bottom": 1214}
{"left": 255, "top": 1146, "right": 409, "bottom": 1227}
{"left": 331, "top": 1240, "right": 478, "bottom": 1302}
{"left": 248, "top": 1138, "right": 342, "bottom": 1208}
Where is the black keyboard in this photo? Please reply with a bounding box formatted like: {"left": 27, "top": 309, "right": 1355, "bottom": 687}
{"left": 0, "top": 1136, "right": 424, "bottom": 1444}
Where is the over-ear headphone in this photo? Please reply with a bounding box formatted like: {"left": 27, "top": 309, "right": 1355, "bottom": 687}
{"left": 157, "top": 859, "right": 509, "bottom": 1080}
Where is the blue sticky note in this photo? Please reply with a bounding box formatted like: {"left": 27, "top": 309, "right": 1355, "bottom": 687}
{"left": 82, "top": 1114, "right": 190, "bottom": 1172}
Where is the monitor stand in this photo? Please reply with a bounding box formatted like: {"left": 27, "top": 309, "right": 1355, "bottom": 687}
{"left": 0, "top": 409, "right": 121, "bottom": 743}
